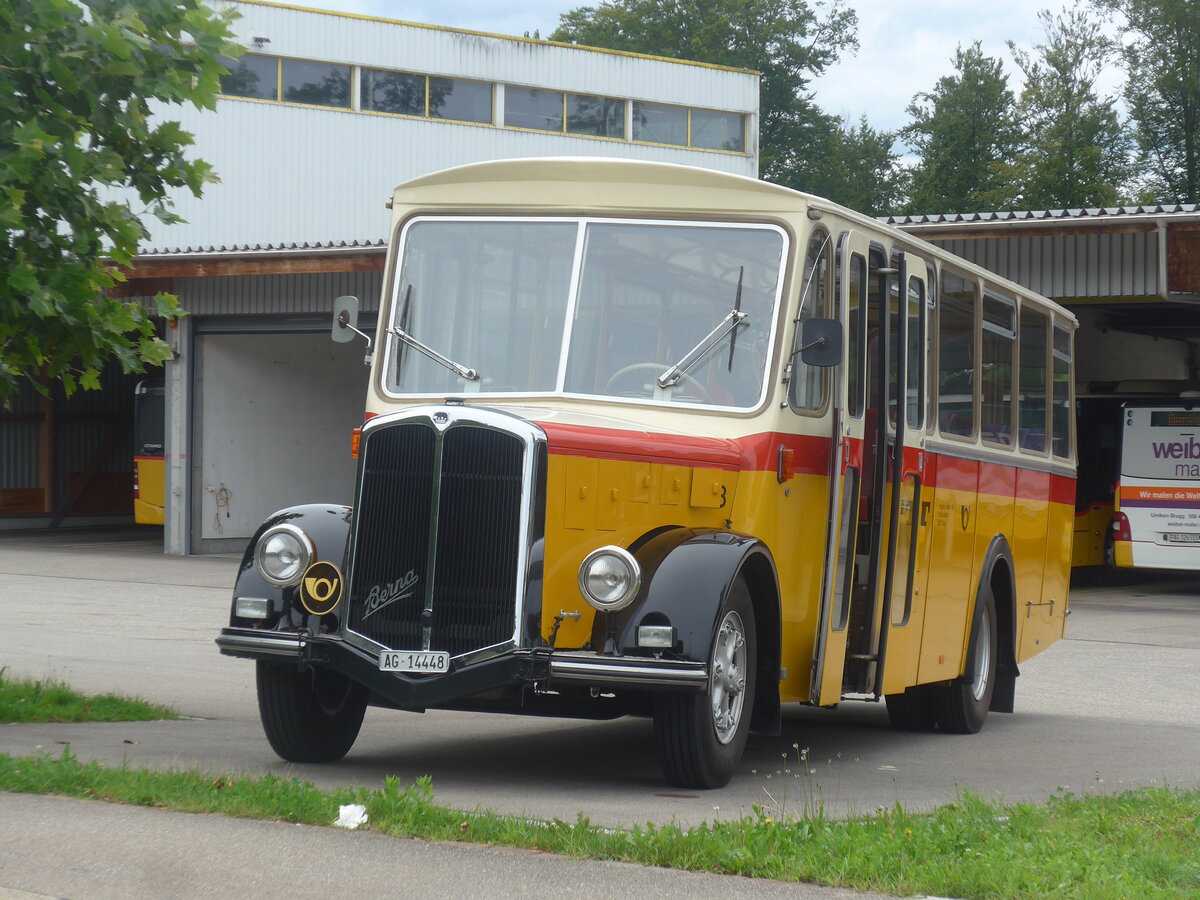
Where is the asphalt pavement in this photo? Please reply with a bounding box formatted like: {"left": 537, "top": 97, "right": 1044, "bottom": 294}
{"left": 0, "top": 528, "right": 901, "bottom": 899}
{"left": 2, "top": 525, "right": 1199, "bottom": 898}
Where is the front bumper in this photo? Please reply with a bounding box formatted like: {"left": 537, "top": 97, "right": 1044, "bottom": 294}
{"left": 217, "top": 627, "right": 707, "bottom": 705}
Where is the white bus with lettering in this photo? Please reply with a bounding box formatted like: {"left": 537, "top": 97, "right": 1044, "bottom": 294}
{"left": 1111, "top": 404, "right": 1200, "bottom": 569}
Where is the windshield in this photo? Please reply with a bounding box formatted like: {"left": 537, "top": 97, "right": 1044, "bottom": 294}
{"left": 384, "top": 217, "right": 786, "bottom": 408}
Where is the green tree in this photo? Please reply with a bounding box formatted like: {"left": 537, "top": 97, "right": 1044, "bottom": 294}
{"left": 1002, "top": 8, "right": 1130, "bottom": 209}
{"left": 0, "top": 0, "right": 240, "bottom": 404}
{"left": 804, "top": 116, "right": 906, "bottom": 216}
{"left": 901, "top": 42, "right": 1020, "bottom": 214}
{"left": 549, "top": 0, "right": 858, "bottom": 190}
{"left": 1096, "top": 0, "right": 1200, "bottom": 203}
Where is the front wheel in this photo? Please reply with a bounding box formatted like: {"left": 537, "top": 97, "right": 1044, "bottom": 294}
{"left": 256, "top": 661, "right": 368, "bottom": 762}
{"left": 654, "top": 576, "right": 756, "bottom": 788}
{"left": 933, "top": 584, "right": 997, "bottom": 734}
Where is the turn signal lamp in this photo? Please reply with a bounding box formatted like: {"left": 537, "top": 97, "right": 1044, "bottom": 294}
{"left": 777, "top": 445, "right": 795, "bottom": 483}
{"left": 352, "top": 413, "right": 379, "bottom": 459}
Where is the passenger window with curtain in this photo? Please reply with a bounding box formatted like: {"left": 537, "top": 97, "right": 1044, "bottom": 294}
{"left": 937, "top": 272, "right": 976, "bottom": 438}
{"left": 981, "top": 292, "right": 1015, "bottom": 446}
{"left": 789, "top": 230, "right": 832, "bottom": 411}
{"left": 1018, "top": 306, "right": 1048, "bottom": 452}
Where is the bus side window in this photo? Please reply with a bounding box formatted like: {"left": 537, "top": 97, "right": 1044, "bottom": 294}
{"left": 790, "top": 229, "right": 831, "bottom": 411}
{"left": 937, "top": 272, "right": 976, "bottom": 439}
{"left": 1052, "top": 321, "right": 1074, "bottom": 459}
{"left": 1018, "top": 305, "right": 1048, "bottom": 452}
{"left": 981, "top": 292, "right": 1016, "bottom": 446}
{"left": 847, "top": 252, "right": 866, "bottom": 418}
{"left": 906, "top": 274, "right": 925, "bottom": 431}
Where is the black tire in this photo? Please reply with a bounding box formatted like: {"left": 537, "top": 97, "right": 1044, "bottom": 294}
{"left": 885, "top": 684, "right": 938, "bottom": 731}
{"left": 933, "top": 584, "right": 997, "bottom": 734}
{"left": 654, "top": 576, "right": 757, "bottom": 789}
{"left": 256, "top": 661, "right": 368, "bottom": 763}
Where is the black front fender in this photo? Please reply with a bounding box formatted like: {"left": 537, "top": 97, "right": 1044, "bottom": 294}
{"left": 596, "top": 528, "right": 778, "bottom": 663}
{"left": 228, "top": 503, "right": 354, "bottom": 629}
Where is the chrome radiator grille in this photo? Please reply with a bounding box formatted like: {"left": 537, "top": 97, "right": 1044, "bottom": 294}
{"left": 346, "top": 416, "right": 529, "bottom": 659}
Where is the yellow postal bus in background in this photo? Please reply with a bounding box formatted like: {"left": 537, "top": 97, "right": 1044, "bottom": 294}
{"left": 218, "top": 159, "right": 1077, "bottom": 788}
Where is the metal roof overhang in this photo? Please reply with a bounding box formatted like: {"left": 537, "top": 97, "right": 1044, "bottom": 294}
{"left": 890, "top": 207, "right": 1200, "bottom": 341}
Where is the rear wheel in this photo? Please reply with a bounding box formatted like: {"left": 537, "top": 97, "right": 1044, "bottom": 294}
{"left": 654, "top": 576, "right": 756, "bottom": 789}
{"left": 885, "top": 684, "right": 938, "bottom": 731}
{"left": 933, "top": 584, "right": 997, "bottom": 734}
{"left": 256, "top": 661, "right": 368, "bottom": 762}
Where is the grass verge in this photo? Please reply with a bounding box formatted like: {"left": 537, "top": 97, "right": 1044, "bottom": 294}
{"left": 0, "top": 747, "right": 1197, "bottom": 899}
{"left": 0, "top": 669, "right": 177, "bottom": 723}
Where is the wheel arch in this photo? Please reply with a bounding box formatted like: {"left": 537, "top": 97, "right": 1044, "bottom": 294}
{"left": 738, "top": 548, "right": 782, "bottom": 736}
{"left": 606, "top": 528, "right": 780, "bottom": 735}
{"left": 975, "top": 533, "right": 1019, "bottom": 713}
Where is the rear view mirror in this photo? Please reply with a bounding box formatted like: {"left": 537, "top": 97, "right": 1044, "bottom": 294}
{"left": 799, "top": 317, "right": 842, "bottom": 368}
{"left": 332, "top": 295, "right": 359, "bottom": 343}
{"left": 332, "top": 295, "right": 373, "bottom": 365}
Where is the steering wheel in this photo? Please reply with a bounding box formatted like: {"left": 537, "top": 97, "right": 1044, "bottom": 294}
{"left": 603, "top": 363, "right": 712, "bottom": 403}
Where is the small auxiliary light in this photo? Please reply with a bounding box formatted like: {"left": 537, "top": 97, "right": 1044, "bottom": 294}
{"left": 637, "top": 625, "right": 675, "bottom": 648}
{"left": 235, "top": 597, "right": 270, "bottom": 620}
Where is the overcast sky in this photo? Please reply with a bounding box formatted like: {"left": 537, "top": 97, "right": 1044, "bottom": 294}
{"left": 299, "top": 0, "right": 1124, "bottom": 139}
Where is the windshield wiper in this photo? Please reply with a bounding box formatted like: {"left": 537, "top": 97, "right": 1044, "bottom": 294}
{"left": 388, "top": 284, "right": 480, "bottom": 382}
{"left": 657, "top": 268, "right": 748, "bottom": 389}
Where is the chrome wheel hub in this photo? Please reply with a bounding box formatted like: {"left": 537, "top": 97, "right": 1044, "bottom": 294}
{"left": 710, "top": 610, "right": 747, "bottom": 744}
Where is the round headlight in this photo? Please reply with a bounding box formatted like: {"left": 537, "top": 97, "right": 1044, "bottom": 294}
{"left": 578, "top": 546, "right": 641, "bottom": 612}
{"left": 255, "top": 524, "right": 314, "bottom": 587}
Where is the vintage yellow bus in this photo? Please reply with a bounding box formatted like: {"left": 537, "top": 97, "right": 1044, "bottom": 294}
{"left": 218, "top": 158, "right": 1077, "bottom": 788}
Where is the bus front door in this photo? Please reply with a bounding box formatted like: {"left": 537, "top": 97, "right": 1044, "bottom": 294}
{"left": 811, "top": 232, "right": 869, "bottom": 707}
{"left": 812, "top": 243, "right": 929, "bottom": 705}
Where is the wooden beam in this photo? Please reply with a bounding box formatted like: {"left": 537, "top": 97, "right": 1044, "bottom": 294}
{"left": 123, "top": 250, "right": 386, "bottom": 280}
{"left": 109, "top": 277, "right": 175, "bottom": 298}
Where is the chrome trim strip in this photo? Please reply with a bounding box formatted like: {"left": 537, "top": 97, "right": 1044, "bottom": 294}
{"left": 923, "top": 438, "right": 1075, "bottom": 478}
{"left": 216, "top": 628, "right": 304, "bottom": 659}
{"left": 549, "top": 654, "right": 707, "bottom": 689}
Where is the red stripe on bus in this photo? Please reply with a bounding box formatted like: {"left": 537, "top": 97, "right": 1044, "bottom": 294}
{"left": 539, "top": 422, "right": 744, "bottom": 470}
{"left": 540, "top": 422, "right": 1076, "bottom": 504}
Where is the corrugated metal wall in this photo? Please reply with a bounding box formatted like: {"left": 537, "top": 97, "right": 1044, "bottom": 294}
{"left": 1, "top": 362, "right": 141, "bottom": 514}
{"left": 930, "top": 231, "right": 1160, "bottom": 300}
{"left": 0, "top": 381, "right": 42, "bottom": 491}
{"left": 229, "top": 1, "right": 758, "bottom": 111}
{"left": 175, "top": 270, "right": 384, "bottom": 317}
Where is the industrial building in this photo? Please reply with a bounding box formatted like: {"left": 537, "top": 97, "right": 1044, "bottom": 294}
{"left": 0, "top": 0, "right": 761, "bottom": 553}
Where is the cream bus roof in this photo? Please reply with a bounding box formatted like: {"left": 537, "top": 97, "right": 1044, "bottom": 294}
{"left": 390, "top": 156, "right": 1078, "bottom": 328}
{"left": 391, "top": 157, "right": 810, "bottom": 217}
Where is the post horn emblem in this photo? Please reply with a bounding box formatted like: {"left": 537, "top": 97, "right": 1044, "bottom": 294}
{"left": 300, "top": 561, "right": 344, "bottom": 615}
